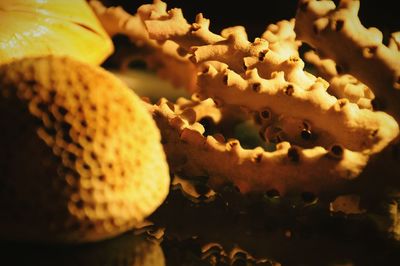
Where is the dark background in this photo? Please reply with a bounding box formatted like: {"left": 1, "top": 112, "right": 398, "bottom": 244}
{"left": 105, "top": 0, "right": 399, "bottom": 41}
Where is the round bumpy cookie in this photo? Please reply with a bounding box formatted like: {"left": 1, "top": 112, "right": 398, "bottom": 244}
{"left": 0, "top": 55, "right": 170, "bottom": 243}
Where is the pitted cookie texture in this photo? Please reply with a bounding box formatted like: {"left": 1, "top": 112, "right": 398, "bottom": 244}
{"left": 0, "top": 55, "right": 170, "bottom": 243}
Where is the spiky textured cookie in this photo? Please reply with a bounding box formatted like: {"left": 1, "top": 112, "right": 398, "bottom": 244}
{"left": 0, "top": 55, "right": 170, "bottom": 243}
{"left": 92, "top": 0, "right": 399, "bottom": 195}
{"left": 295, "top": 0, "right": 400, "bottom": 120}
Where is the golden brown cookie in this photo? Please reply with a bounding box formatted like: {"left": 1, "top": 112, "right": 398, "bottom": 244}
{"left": 0, "top": 55, "right": 170, "bottom": 243}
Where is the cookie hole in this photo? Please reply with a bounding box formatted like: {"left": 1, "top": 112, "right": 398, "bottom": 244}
{"left": 336, "top": 99, "right": 348, "bottom": 109}
{"left": 252, "top": 153, "right": 263, "bottom": 163}
{"left": 228, "top": 140, "right": 239, "bottom": 148}
{"left": 68, "top": 153, "right": 77, "bottom": 163}
{"left": 252, "top": 83, "right": 261, "bottom": 92}
{"left": 301, "top": 129, "right": 312, "bottom": 140}
{"left": 334, "top": 20, "right": 344, "bottom": 31}
{"left": 288, "top": 147, "right": 300, "bottom": 162}
{"left": 258, "top": 49, "right": 269, "bottom": 61}
{"left": 60, "top": 121, "right": 72, "bottom": 133}
{"left": 284, "top": 84, "right": 294, "bottom": 96}
{"left": 44, "top": 126, "right": 57, "bottom": 136}
{"left": 201, "top": 65, "right": 210, "bottom": 74}
{"left": 223, "top": 74, "right": 228, "bottom": 85}
{"left": 363, "top": 46, "right": 378, "bottom": 58}
{"left": 38, "top": 102, "right": 47, "bottom": 112}
{"left": 75, "top": 199, "right": 84, "bottom": 209}
{"left": 90, "top": 151, "right": 97, "bottom": 160}
{"left": 191, "top": 93, "right": 201, "bottom": 101}
{"left": 49, "top": 91, "right": 56, "bottom": 100}
{"left": 48, "top": 112, "right": 57, "bottom": 123}
{"left": 76, "top": 143, "right": 84, "bottom": 150}
{"left": 58, "top": 106, "right": 68, "bottom": 116}
{"left": 62, "top": 131, "right": 73, "bottom": 143}
{"left": 80, "top": 120, "right": 88, "bottom": 128}
{"left": 330, "top": 144, "right": 344, "bottom": 159}
{"left": 103, "top": 115, "right": 110, "bottom": 124}
{"left": 259, "top": 109, "right": 271, "bottom": 120}
{"left": 176, "top": 46, "right": 187, "bottom": 57}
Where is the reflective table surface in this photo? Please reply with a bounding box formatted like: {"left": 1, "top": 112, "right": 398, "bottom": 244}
{"left": 2, "top": 179, "right": 400, "bottom": 266}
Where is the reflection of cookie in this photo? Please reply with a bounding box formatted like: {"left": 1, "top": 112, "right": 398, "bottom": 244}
{"left": 1, "top": 232, "right": 165, "bottom": 266}
{"left": 0, "top": 55, "right": 170, "bottom": 243}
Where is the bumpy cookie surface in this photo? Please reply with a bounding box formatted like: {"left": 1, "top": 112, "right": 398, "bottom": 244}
{"left": 0, "top": 55, "right": 170, "bottom": 243}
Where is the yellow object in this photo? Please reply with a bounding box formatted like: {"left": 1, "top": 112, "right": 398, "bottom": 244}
{"left": 0, "top": 55, "right": 170, "bottom": 243}
{"left": 0, "top": 0, "right": 113, "bottom": 65}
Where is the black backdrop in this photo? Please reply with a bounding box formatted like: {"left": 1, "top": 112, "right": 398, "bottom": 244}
{"left": 104, "top": 0, "right": 398, "bottom": 41}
